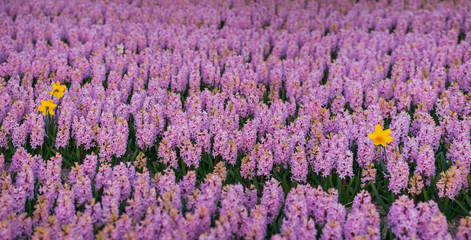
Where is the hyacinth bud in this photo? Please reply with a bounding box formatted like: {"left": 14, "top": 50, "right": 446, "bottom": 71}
{"left": 436, "top": 164, "right": 465, "bottom": 200}
{"left": 408, "top": 174, "right": 424, "bottom": 196}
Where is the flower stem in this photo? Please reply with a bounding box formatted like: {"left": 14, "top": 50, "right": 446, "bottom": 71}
{"left": 382, "top": 146, "right": 387, "bottom": 163}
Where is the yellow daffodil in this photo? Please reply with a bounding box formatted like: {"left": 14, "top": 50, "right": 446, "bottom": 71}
{"left": 368, "top": 124, "right": 393, "bottom": 147}
{"left": 38, "top": 100, "right": 57, "bottom": 116}
{"left": 50, "top": 81, "right": 66, "bottom": 99}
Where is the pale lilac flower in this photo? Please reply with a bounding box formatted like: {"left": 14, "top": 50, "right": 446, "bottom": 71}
{"left": 261, "top": 178, "right": 284, "bottom": 223}
{"left": 456, "top": 215, "right": 471, "bottom": 240}
{"left": 387, "top": 196, "right": 419, "bottom": 239}
{"left": 291, "top": 146, "right": 308, "bottom": 183}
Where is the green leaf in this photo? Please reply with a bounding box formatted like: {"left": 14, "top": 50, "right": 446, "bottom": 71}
{"left": 281, "top": 171, "right": 290, "bottom": 194}
{"left": 465, "top": 194, "right": 471, "bottom": 208}
{"left": 371, "top": 183, "right": 389, "bottom": 212}
{"left": 422, "top": 187, "right": 429, "bottom": 201}
{"left": 455, "top": 200, "right": 469, "bottom": 214}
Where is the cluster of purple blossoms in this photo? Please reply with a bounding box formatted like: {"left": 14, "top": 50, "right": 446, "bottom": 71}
{"left": 0, "top": 0, "right": 470, "bottom": 238}
{"left": 388, "top": 196, "right": 451, "bottom": 239}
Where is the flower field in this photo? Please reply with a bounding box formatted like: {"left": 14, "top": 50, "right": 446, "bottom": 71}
{"left": 1, "top": 0, "right": 471, "bottom": 239}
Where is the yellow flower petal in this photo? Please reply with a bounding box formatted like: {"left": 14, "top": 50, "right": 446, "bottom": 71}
{"left": 385, "top": 136, "right": 393, "bottom": 143}
{"left": 38, "top": 106, "right": 45, "bottom": 115}
{"left": 384, "top": 129, "right": 391, "bottom": 135}
{"left": 368, "top": 133, "right": 377, "bottom": 140}
{"left": 55, "top": 91, "right": 64, "bottom": 99}
{"left": 374, "top": 124, "right": 383, "bottom": 133}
